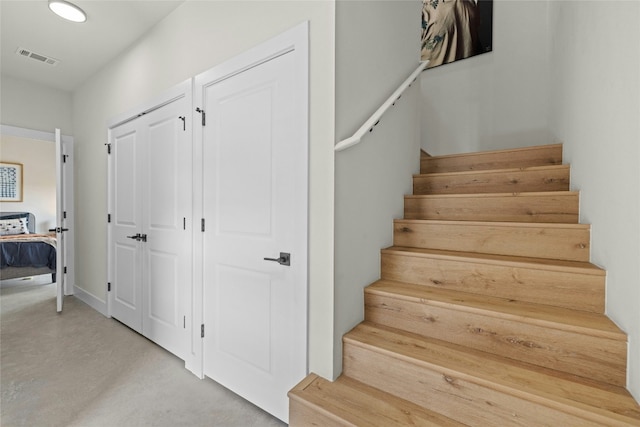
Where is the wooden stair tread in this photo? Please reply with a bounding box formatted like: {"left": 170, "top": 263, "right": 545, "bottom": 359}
{"left": 288, "top": 373, "right": 464, "bottom": 426}
{"left": 421, "top": 144, "right": 563, "bottom": 174}
{"left": 404, "top": 190, "right": 579, "bottom": 200}
{"left": 423, "top": 144, "right": 562, "bottom": 161}
{"left": 366, "top": 279, "right": 625, "bottom": 340}
{"left": 395, "top": 218, "right": 590, "bottom": 231}
{"left": 414, "top": 164, "right": 569, "bottom": 178}
{"left": 404, "top": 191, "right": 579, "bottom": 223}
{"left": 381, "top": 246, "right": 605, "bottom": 313}
{"left": 393, "top": 219, "right": 591, "bottom": 262}
{"left": 345, "top": 322, "right": 640, "bottom": 424}
{"left": 413, "top": 164, "right": 570, "bottom": 196}
{"left": 382, "top": 246, "right": 605, "bottom": 275}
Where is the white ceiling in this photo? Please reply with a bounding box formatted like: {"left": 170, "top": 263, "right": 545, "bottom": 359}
{"left": 1, "top": 0, "right": 184, "bottom": 92}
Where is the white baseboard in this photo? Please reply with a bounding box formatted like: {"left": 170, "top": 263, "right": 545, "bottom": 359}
{"left": 73, "top": 285, "right": 108, "bottom": 317}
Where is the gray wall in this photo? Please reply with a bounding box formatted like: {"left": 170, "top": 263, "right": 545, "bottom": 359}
{"left": 333, "top": 0, "right": 421, "bottom": 378}
{"left": 0, "top": 75, "right": 73, "bottom": 134}
{"left": 420, "top": 0, "right": 552, "bottom": 155}
{"left": 548, "top": 0, "right": 640, "bottom": 401}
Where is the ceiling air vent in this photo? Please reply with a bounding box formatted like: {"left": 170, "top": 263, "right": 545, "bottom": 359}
{"left": 15, "top": 47, "right": 60, "bottom": 66}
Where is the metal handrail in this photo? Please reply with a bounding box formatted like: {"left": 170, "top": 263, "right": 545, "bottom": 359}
{"left": 334, "top": 61, "right": 428, "bottom": 152}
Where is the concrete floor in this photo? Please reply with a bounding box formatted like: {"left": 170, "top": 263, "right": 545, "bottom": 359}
{"left": 0, "top": 277, "right": 287, "bottom": 427}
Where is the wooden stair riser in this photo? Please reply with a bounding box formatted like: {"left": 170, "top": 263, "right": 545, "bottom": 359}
{"left": 364, "top": 291, "right": 627, "bottom": 386}
{"left": 404, "top": 192, "right": 579, "bottom": 223}
{"left": 381, "top": 250, "right": 605, "bottom": 313}
{"left": 345, "top": 324, "right": 640, "bottom": 425}
{"left": 343, "top": 342, "right": 608, "bottom": 427}
{"left": 288, "top": 374, "right": 464, "bottom": 427}
{"left": 413, "top": 165, "right": 570, "bottom": 195}
{"left": 421, "top": 144, "right": 563, "bottom": 174}
{"left": 393, "top": 220, "right": 591, "bottom": 262}
{"left": 289, "top": 399, "right": 341, "bottom": 427}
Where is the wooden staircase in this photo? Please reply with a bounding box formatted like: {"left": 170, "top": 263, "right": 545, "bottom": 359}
{"left": 289, "top": 143, "right": 640, "bottom": 426}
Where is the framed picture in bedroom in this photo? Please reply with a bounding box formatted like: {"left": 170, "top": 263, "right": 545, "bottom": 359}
{"left": 0, "top": 162, "right": 23, "bottom": 202}
{"left": 421, "top": 0, "right": 493, "bottom": 68}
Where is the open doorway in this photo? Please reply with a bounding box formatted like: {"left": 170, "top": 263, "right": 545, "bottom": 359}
{"left": 0, "top": 125, "right": 74, "bottom": 309}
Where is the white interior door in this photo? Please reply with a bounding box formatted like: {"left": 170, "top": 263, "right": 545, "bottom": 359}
{"left": 108, "top": 95, "right": 192, "bottom": 358}
{"left": 109, "top": 121, "right": 143, "bottom": 331}
{"left": 198, "top": 24, "right": 308, "bottom": 423}
{"left": 54, "top": 128, "right": 65, "bottom": 312}
{"left": 141, "top": 98, "right": 192, "bottom": 360}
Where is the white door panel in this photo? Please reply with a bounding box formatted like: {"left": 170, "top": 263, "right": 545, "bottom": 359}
{"left": 199, "top": 27, "right": 308, "bottom": 422}
{"left": 142, "top": 99, "right": 191, "bottom": 359}
{"left": 110, "top": 123, "right": 143, "bottom": 332}
{"left": 108, "top": 93, "right": 191, "bottom": 359}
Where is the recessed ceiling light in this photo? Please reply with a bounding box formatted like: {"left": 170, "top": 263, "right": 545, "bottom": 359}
{"left": 48, "top": 0, "right": 87, "bottom": 23}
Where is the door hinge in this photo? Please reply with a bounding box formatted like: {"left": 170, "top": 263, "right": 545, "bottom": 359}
{"left": 183, "top": 217, "right": 186, "bottom": 230}
{"left": 107, "top": 213, "right": 111, "bottom": 223}
{"left": 63, "top": 154, "right": 68, "bottom": 163}
{"left": 64, "top": 266, "right": 67, "bottom": 274}
{"left": 63, "top": 211, "right": 67, "bottom": 219}
{"left": 183, "top": 316, "right": 186, "bottom": 329}
{"left": 107, "top": 282, "right": 111, "bottom": 292}
{"left": 201, "top": 324, "right": 205, "bottom": 338}
{"left": 195, "top": 107, "right": 206, "bottom": 126}
{"left": 105, "top": 143, "right": 111, "bottom": 154}
{"left": 201, "top": 218, "right": 205, "bottom": 232}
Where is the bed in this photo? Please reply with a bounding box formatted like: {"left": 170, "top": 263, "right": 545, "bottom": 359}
{"left": 0, "top": 212, "right": 57, "bottom": 282}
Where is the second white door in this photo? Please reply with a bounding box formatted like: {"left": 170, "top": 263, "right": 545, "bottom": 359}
{"left": 197, "top": 23, "right": 308, "bottom": 423}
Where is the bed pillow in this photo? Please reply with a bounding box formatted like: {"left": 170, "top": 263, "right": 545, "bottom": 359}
{"left": 0, "top": 217, "right": 29, "bottom": 235}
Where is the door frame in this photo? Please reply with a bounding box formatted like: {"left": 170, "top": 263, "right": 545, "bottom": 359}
{"left": 0, "top": 124, "right": 75, "bottom": 296}
{"left": 192, "top": 21, "right": 309, "bottom": 386}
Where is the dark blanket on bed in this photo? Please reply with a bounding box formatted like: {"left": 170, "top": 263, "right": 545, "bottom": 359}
{"left": 0, "top": 241, "right": 56, "bottom": 270}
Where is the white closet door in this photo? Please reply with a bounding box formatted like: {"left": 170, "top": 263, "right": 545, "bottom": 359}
{"left": 108, "top": 94, "right": 192, "bottom": 359}
{"left": 109, "top": 121, "right": 144, "bottom": 332}
{"left": 142, "top": 98, "right": 192, "bottom": 360}
{"left": 198, "top": 23, "right": 308, "bottom": 422}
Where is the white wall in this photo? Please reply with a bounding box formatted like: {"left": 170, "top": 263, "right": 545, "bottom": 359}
{"left": 548, "top": 0, "right": 640, "bottom": 401}
{"left": 72, "top": 1, "right": 336, "bottom": 380}
{"left": 333, "top": 0, "right": 421, "bottom": 378}
{"left": 0, "top": 134, "right": 56, "bottom": 233}
{"left": 0, "top": 75, "right": 73, "bottom": 134}
{"left": 420, "top": 0, "right": 552, "bottom": 155}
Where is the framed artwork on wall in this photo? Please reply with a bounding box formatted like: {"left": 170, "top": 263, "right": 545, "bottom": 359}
{"left": 0, "top": 162, "right": 23, "bottom": 202}
{"left": 421, "top": 0, "right": 493, "bottom": 68}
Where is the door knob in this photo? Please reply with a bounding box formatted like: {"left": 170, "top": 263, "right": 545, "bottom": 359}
{"left": 126, "top": 233, "right": 147, "bottom": 242}
{"left": 264, "top": 252, "right": 290, "bottom": 266}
